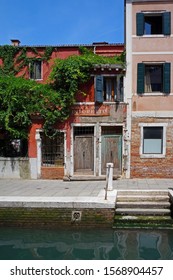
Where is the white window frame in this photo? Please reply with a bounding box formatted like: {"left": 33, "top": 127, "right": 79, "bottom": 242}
{"left": 139, "top": 123, "right": 167, "bottom": 158}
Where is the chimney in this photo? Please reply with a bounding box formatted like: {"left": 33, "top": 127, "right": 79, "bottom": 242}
{"left": 11, "top": 39, "right": 21, "bottom": 46}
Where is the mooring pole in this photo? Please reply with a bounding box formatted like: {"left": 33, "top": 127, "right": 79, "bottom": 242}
{"left": 105, "top": 162, "right": 114, "bottom": 200}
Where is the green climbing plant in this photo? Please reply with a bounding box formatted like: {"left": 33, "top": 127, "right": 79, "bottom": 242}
{"left": 0, "top": 45, "right": 54, "bottom": 76}
{"left": 49, "top": 47, "right": 125, "bottom": 117}
{"left": 0, "top": 45, "right": 125, "bottom": 139}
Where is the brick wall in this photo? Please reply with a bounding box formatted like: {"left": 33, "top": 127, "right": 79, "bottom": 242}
{"left": 131, "top": 117, "right": 173, "bottom": 178}
{"left": 0, "top": 207, "right": 115, "bottom": 228}
{"left": 41, "top": 167, "right": 64, "bottom": 179}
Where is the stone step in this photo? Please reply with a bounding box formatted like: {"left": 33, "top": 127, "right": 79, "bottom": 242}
{"left": 116, "top": 201, "right": 170, "bottom": 209}
{"left": 115, "top": 215, "right": 173, "bottom": 221}
{"left": 66, "top": 175, "right": 119, "bottom": 181}
{"left": 113, "top": 215, "right": 173, "bottom": 229}
{"left": 117, "top": 190, "right": 169, "bottom": 196}
{"left": 117, "top": 195, "right": 169, "bottom": 202}
{"left": 115, "top": 208, "right": 171, "bottom": 216}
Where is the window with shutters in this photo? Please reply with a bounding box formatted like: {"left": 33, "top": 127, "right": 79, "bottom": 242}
{"left": 136, "top": 12, "right": 171, "bottom": 36}
{"left": 95, "top": 75, "right": 124, "bottom": 103}
{"left": 137, "top": 63, "right": 171, "bottom": 94}
{"left": 30, "top": 60, "right": 42, "bottom": 80}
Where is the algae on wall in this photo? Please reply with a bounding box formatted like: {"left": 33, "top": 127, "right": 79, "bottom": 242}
{"left": 0, "top": 158, "right": 30, "bottom": 179}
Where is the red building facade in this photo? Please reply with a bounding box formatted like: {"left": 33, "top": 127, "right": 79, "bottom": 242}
{"left": 0, "top": 42, "right": 127, "bottom": 180}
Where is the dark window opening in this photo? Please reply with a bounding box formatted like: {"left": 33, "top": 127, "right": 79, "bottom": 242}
{"left": 30, "top": 60, "right": 42, "bottom": 80}
{"left": 41, "top": 132, "right": 64, "bottom": 166}
{"left": 136, "top": 12, "right": 171, "bottom": 36}
{"left": 0, "top": 132, "right": 28, "bottom": 157}
{"left": 144, "top": 15, "right": 163, "bottom": 35}
{"left": 143, "top": 127, "right": 163, "bottom": 154}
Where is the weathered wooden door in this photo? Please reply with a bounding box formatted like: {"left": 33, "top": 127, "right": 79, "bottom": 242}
{"left": 74, "top": 136, "right": 94, "bottom": 174}
{"left": 101, "top": 135, "right": 122, "bottom": 175}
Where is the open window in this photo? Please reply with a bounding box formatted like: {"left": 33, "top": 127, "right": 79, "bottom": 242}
{"left": 137, "top": 63, "right": 171, "bottom": 94}
{"left": 136, "top": 12, "right": 171, "bottom": 36}
{"left": 95, "top": 75, "right": 124, "bottom": 103}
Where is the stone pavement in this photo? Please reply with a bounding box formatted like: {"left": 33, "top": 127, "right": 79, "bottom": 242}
{"left": 0, "top": 178, "right": 172, "bottom": 209}
{"left": 0, "top": 178, "right": 173, "bottom": 197}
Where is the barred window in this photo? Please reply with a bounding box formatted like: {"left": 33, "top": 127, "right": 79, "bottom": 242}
{"left": 41, "top": 132, "right": 64, "bottom": 166}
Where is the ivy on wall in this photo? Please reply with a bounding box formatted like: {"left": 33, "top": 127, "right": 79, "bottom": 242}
{"left": 0, "top": 45, "right": 54, "bottom": 76}
{"left": 0, "top": 45, "right": 125, "bottom": 139}
{"left": 50, "top": 46, "right": 125, "bottom": 115}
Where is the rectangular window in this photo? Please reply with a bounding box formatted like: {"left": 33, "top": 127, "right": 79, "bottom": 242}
{"left": 136, "top": 12, "right": 171, "bottom": 36}
{"left": 103, "top": 77, "right": 117, "bottom": 101}
{"left": 0, "top": 133, "right": 28, "bottom": 157}
{"left": 137, "top": 63, "right": 171, "bottom": 94}
{"left": 30, "top": 60, "right": 42, "bottom": 80}
{"left": 143, "top": 127, "right": 163, "bottom": 154}
{"left": 41, "top": 132, "right": 64, "bottom": 166}
{"left": 144, "top": 14, "right": 163, "bottom": 35}
{"left": 95, "top": 76, "right": 123, "bottom": 103}
{"left": 145, "top": 65, "right": 163, "bottom": 92}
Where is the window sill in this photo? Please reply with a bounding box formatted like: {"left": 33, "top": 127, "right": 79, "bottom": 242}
{"left": 133, "top": 35, "right": 169, "bottom": 38}
{"left": 138, "top": 92, "right": 168, "bottom": 96}
{"left": 103, "top": 101, "right": 124, "bottom": 104}
{"left": 140, "top": 154, "right": 166, "bottom": 159}
{"left": 30, "top": 78, "right": 43, "bottom": 81}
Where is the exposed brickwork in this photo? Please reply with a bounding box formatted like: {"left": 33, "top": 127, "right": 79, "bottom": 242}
{"left": 41, "top": 167, "right": 64, "bottom": 180}
{"left": 131, "top": 117, "right": 173, "bottom": 178}
{"left": 0, "top": 207, "right": 114, "bottom": 228}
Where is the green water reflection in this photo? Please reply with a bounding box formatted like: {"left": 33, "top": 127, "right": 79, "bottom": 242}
{"left": 0, "top": 227, "right": 173, "bottom": 260}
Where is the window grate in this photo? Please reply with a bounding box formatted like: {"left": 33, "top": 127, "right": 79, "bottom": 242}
{"left": 101, "top": 126, "right": 122, "bottom": 135}
{"left": 74, "top": 126, "right": 94, "bottom": 136}
{"left": 41, "top": 132, "right": 64, "bottom": 166}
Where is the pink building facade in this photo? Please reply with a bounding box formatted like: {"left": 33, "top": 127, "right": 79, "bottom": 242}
{"left": 125, "top": 0, "right": 173, "bottom": 177}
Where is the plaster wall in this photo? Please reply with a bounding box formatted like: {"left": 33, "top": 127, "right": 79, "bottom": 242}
{"left": 132, "top": 2, "right": 173, "bottom": 37}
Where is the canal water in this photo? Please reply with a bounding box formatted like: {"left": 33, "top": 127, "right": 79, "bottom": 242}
{"left": 0, "top": 227, "right": 173, "bottom": 260}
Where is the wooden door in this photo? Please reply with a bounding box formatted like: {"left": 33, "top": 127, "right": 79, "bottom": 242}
{"left": 74, "top": 136, "right": 94, "bottom": 174}
{"left": 101, "top": 135, "right": 122, "bottom": 175}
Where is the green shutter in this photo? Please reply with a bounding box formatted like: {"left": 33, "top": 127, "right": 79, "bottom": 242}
{"left": 163, "top": 63, "right": 171, "bottom": 94}
{"left": 136, "top": 13, "right": 144, "bottom": 36}
{"left": 137, "top": 63, "right": 145, "bottom": 94}
{"left": 163, "top": 12, "right": 171, "bottom": 36}
{"left": 95, "top": 75, "right": 103, "bottom": 103}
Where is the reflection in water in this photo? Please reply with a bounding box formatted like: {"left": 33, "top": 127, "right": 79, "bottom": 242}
{"left": 0, "top": 227, "right": 173, "bottom": 260}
